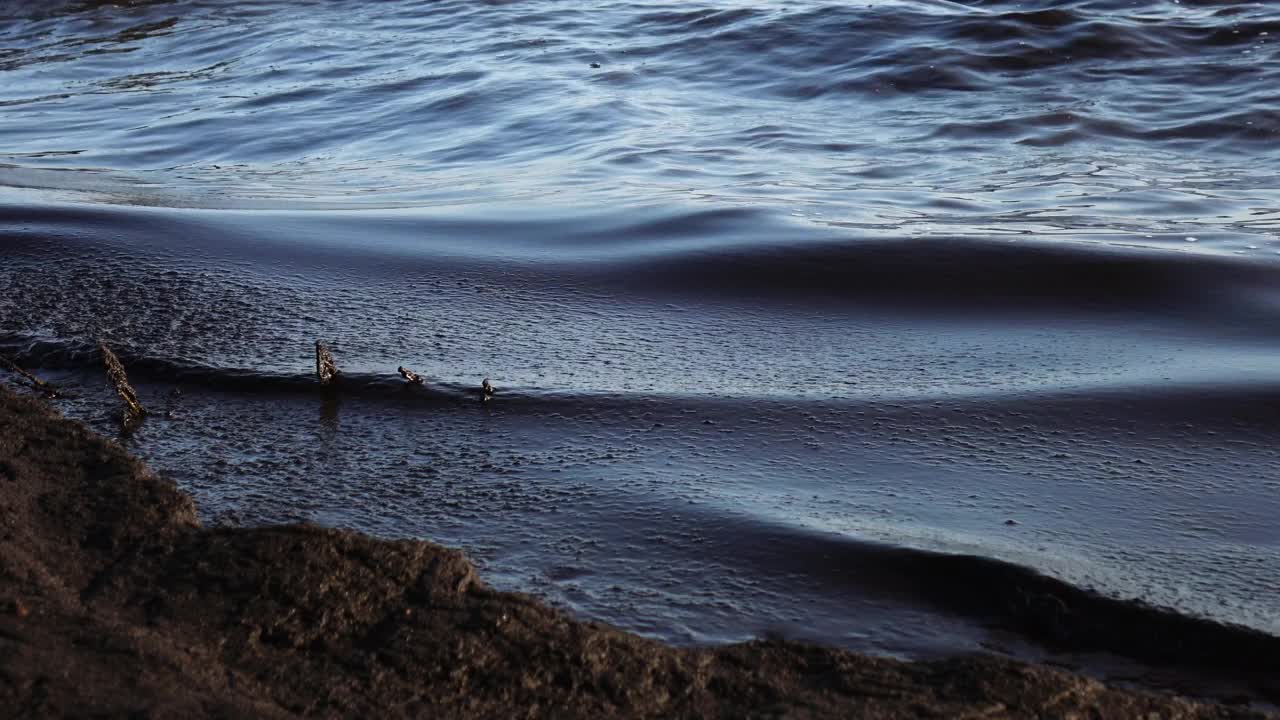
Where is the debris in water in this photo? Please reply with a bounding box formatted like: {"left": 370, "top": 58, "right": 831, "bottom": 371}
{"left": 398, "top": 366, "right": 424, "bottom": 385}
{"left": 315, "top": 341, "right": 340, "bottom": 386}
{"left": 0, "top": 353, "right": 56, "bottom": 396}
{"left": 98, "top": 341, "right": 145, "bottom": 423}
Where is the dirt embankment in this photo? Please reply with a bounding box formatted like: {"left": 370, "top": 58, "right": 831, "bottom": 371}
{"left": 0, "top": 386, "right": 1271, "bottom": 719}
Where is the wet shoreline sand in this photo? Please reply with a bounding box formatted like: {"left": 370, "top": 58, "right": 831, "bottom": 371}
{"left": 0, "top": 385, "right": 1275, "bottom": 718}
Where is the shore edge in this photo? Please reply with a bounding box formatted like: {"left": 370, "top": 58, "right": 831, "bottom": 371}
{"left": 0, "top": 385, "right": 1271, "bottom": 719}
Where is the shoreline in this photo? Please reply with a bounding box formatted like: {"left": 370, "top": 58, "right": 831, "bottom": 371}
{"left": 0, "top": 384, "right": 1274, "bottom": 718}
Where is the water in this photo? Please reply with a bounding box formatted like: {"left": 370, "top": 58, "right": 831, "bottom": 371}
{"left": 1, "top": 0, "right": 1279, "bottom": 666}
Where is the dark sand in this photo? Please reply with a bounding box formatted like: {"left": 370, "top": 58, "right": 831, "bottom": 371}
{"left": 0, "top": 385, "right": 1273, "bottom": 719}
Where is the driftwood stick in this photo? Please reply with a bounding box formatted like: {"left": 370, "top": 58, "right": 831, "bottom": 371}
{"left": 397, "top": 366, "right": 424, "bottom": 385}
{"left": 315, "top": 341, "right": 340, "bottom": 386}
{"left": 0, "top": 353, "right": 54, "bottom": 393}
{"left": 98, "top": 341, "right": 145, "bottom": 421}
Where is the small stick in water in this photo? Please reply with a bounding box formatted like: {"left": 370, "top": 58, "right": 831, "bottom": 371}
{"left": 0, "top": 353, "right": 56, "bottom": 395}
{"left": 397, "top": 366, "right": 424, "bottom": 385}
{"left": 315, "top": 341, "right": 340, "bottom": 386}
{"left": 481, "top": 378, "right": 495, "bottom": 402}
{"left": 98, "top": 341, "right": 145, "bottom": 422}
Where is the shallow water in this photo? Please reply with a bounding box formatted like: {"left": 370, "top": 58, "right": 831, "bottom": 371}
{"left": 1, "top": 0, "right": 1279, "bottom": 666}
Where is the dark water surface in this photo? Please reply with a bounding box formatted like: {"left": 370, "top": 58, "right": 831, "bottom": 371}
{"left": 2, "top": 0, "right": 1279, "bottom": 680}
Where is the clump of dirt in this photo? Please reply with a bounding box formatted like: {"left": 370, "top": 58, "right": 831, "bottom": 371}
{"left": 0, "top": 386, "right": 1270, "bottom": 718}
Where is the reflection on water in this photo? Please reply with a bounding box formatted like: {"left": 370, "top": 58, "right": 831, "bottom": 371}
{"left": 318, "top": 390, "right": 340, "bottom": 439}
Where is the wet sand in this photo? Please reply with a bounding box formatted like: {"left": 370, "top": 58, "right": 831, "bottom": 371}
{"left": 0, "top": 385, "right": 1274, "bottom": 718}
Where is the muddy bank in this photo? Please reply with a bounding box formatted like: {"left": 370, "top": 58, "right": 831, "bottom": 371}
{"left": 0, "top": 386, "right": 1272, "bottom": 719}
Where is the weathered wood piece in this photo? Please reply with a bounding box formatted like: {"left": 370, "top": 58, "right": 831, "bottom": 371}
{"left": 397, "top": 366, "right": 424, "bottom": 385}
{"left": 98, "top": 341, "right": 145, "bottom": 421}
{"left": 0, "top": 353, "right": 55, "bottom": 395}
{"left": 315, "top": 341, "right": 340, "bottom": 386}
